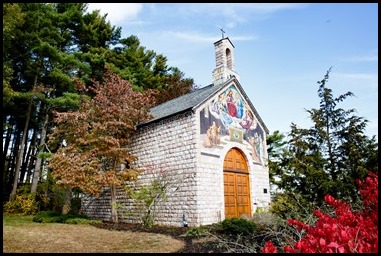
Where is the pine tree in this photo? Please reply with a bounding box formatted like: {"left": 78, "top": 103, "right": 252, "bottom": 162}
{"left": 268, "top": 68, "right": 378, "bottom": 218}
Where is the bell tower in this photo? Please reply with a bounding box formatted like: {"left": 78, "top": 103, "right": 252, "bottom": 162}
{"left": 212, "top": 29, "right": 240, "bottom": 85}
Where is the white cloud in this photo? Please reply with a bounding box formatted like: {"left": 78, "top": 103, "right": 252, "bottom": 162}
{"left": 329, "top": 72, "right": 378, "bottom": 96}
{"left": 184, "top": 3, "right": 307, "bottom": 13}
{"left": 86, "top": 3, "right": 143, "bottom": 24}
{"left": 181, "top": 3, "right": 308, "bottom": 28}
{"left": 138, "top": 30, "right": 257, "bottom": 44}
{"left": 336, "top": 50, "right": 378, "bottom": 63}
{"left": 173, "top": 31, "right": 257, "bottom": 43}
{"left": 335, "top": 72, "right": 378, "bottom": 84}
{"left": 344, "top": 54, "right": 378, "bottom": 63}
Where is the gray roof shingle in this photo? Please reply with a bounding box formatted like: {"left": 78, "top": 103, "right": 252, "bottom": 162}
{"left": 139, "top": 77, "right": 269, "bottom": 134}
{"left": 141, "top": 82, "right": 225, "bottom": 125}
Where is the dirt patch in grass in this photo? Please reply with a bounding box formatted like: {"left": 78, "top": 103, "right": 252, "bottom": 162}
{"left": 93, "top": 222, "right": 225, "bottom": 253}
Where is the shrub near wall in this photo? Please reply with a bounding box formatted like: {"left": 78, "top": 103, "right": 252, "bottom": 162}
{"left": 262, "top": 172, "right": 378, "bottom": 253}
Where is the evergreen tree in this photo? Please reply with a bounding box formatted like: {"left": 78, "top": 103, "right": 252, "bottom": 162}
{"left": 266, "top": 130, "right": 287, "bottom": 193}
{"left": 4, "top": 3, "right": 90, "bottom": 200}
{"left": 3, "top": 3, "right": 197, "bottom": 206}
{"left": 268, "top": 68, "right": 378, "bottom": 218}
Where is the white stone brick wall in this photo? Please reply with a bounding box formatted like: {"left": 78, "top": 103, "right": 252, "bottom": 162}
{"left": 128, "top": 112, "right": 200, "bottom": 226}
{"left": 82, "top": 111, "right": 200, "bottom": 226}
{"left": 82, "top": 107, "right": 271, "bottom": 227}
{"left": 250, "top": 164, "right": 272, "bottom": 211}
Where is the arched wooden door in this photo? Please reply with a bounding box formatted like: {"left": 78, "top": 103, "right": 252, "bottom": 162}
{"left": 223, "top": 148, "right": 251, "bottom": 219}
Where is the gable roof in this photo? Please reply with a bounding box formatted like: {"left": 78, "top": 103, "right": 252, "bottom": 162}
{"left": 139, "top": 77, "right": 269, "bottom": 134}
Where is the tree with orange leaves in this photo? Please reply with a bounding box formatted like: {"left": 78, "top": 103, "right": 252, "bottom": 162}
{"left": 48, "top": 68, "right": 157, "bottom": 222}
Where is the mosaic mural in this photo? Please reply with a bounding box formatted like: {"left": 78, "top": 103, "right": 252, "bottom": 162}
{"left": 200, "top": 84, "right": 266, "bottom": 165}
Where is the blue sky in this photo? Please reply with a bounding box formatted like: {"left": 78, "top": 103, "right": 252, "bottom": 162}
{"left": 87, "top": 3, "right": 378, "bottom": 139}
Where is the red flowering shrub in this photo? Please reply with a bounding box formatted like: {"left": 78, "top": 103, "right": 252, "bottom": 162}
{"left": 261, "top": 240, "right": 278, "bottom": 253}
{"left": 262, "top": 172, "right": 378, "bottom": 253}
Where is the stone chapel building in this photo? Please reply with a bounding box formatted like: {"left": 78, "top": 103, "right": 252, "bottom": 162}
{"left": 82, "top": 36, "right": 271, "bottom": 227}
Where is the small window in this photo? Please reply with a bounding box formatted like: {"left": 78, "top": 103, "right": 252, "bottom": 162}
{"left": 226, "top": 48, "right": 232, "bottom": 69}
{"left": 263, "top": 188, "right": 268, "bottom": 194}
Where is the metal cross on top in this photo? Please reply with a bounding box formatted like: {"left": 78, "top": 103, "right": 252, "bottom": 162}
{"left": 220, "top": 27, "right": 225, "bottom": 39}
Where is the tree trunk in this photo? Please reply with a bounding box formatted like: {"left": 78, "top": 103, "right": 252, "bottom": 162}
{"left": 2, "top": 116, "right": 13, "bottom": 173}
{"left": 20, "top": 128, "right": 35, "bottom": 184}
{"left": 2, "top": 118, "right": 14, "bottom": 200}
{"left": 31, "top": 111, "right": 49, "bottom": 194}
{"left": 9, "top": 98, "right": 33, "bottom": 201}
{"left": 26, "top": 130, "right": 38, "bottom": 184}
{"left": 110, "top": 184, "right": 118, "bottom": 223}
{"left": 5, "top": 128, "right": 21, "bottom": 200}
{"left": 62, "top": 188, "right": 72, "bottom": 214}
